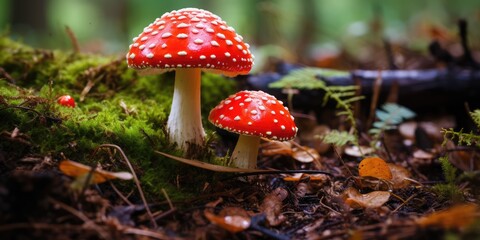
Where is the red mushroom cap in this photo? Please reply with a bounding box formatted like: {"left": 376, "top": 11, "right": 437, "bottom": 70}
{"left": 126, "top": 8, "right": 254, "bottom": 77}
{"left": 209, "top": 90, "right": 298, "bottom": 141}
{"left": 57, "top": 95, "right": 76, "bottom": 108}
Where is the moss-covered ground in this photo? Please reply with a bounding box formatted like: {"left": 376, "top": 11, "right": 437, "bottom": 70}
{"left": 0, "top": 36, "right": 236, "bottom": 199}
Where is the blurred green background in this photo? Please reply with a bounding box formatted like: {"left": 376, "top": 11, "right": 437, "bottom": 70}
{"left": 1, "top": 0, "right": 479, "bottom": 69}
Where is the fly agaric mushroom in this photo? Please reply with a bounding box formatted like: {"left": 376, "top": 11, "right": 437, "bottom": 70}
{"left": 209, "top": 90, "right": 297, "bottom": 169}
{"left": 126, "top": 8, "right": 254, "bottom": 152}
{"left": 57, "top": 95, "right": 76, "bottom": 108}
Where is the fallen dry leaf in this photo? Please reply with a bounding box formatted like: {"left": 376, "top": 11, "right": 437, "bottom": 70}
{"left": 261, "top": 141, "right": 293, "bottom": 156}
{"left": 283, "top": 173, "right": 328, "bottom": 182}
{"left": 59, "top": 159, "right": 133, "bottom": 184}
{"left": 388, "top": 163, "right": 412, "bottom": 189}
{"left": 358, "top": 157, "right": 393, "bottom": 180}
{"left": 292, "top": 146, "right": 320, "bottom": 163}
{"left": 343, "top": 187, "right": 391, "bottom": 209}
{"left": 260, "top": 187, "right": 288, "bottom": 226}
{"left": 417, "top": 204, "right": 479, "bottom": 230}
{"left": 344, "top": 145, "right": 374, "bottom": 158}
{"left": 204, "top": 208, "right": 251, "bottom": 233}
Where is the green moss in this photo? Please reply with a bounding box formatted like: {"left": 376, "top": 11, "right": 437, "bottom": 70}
{"left": 0, "top": 36, "right": 236, "bottom": 200}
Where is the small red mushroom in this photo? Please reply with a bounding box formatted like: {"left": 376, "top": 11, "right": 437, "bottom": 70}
{"left": 57, "top": 95, "right": 76, "bottom": 108}
{"left": 209, "top": 90, "right": 297, "bottom": 169}
{"left": 126, "top": 8, "right": 254, "bottom": 152}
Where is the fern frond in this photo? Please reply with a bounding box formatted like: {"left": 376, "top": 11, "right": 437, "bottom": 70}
{"left": 369, "top": 103, "right": 416, "bottom": 148}
{"left": 442, "top": 128, "right": 480, "bottom": 147}
{"left": 438, "top": 156, "right": 456, "bottom": 183}
{"left": 470, "top": 110, "right": 480, "bottom": 129}
{"left": 317, "top": 130, "right": 357, "bottom": 147}
{"left": 269, "top": 67, "right": 363, "bottom": 145}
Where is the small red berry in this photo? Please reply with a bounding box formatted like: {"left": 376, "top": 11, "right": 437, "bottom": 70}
{"left": 57, "top": 95, "right": 76, "bottom": 108}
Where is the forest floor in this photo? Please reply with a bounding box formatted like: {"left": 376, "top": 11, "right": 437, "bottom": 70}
{"left": 1, "top": 32, "right": 480, "bottom": 240}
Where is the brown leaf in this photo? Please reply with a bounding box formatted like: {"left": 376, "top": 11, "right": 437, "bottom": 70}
{"left": 388, "top": 163, "right": 412, "bottom": 189}
{"left": 59, "top": 160, "right": 132, "bottom": 184}
{"left": 261, "top": 141, "right": 293, "bottom": 156}
{"left": 417, "top": 204, "right": 479, "bottom": 230}
{"left": 204, "top": 208, "right": 251, "bottom": 233}
{"left": 343, "top": 187, "right": 390, "bottom": 209}
{"left": 358, "top": 157, "right": 393, "bottom": 180}
{"left": 283, "top": 173, "right": 329, "bottom": 182}
{"left": 344, "top": 145, "right": 374, "bottom": 157}
{"left": 292, "top": 146, "right": 320, "bottom": 163}
{"left": 260, "top": 187, "right": 288, "bottom": 226}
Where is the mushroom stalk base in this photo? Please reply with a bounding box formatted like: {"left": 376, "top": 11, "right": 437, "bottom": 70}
{"left": 167, "top": 68, "right": 205, "bottom": 151}
{"left": 231, "top": 135, "right": 261, "bottom": 169}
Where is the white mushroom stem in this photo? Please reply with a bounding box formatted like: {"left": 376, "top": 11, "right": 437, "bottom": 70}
{"left": 231, "top": 135, "right": 261, "bottom": 169}
{"left": 167, "top": 68, "right": 205, "bottom": 150}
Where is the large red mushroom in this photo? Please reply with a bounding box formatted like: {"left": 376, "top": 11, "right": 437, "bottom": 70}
{"left": 209, "top": 90, "right": 298, "bottom": 169}
{"left": 126, "top": 8, "right": 254, "bottom": 152}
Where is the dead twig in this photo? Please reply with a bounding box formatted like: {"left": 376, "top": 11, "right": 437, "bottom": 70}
{"left": 96, "top": 144, "right": 157, "bottom": 228}
{"left": 65, "top": 25, "right": 80, "bottom": 53}
{"left": 109, "top": 181, "right": 133, "bottom": 206}
{"left": 48, "top": 197, "right": 109, "bottom": 239}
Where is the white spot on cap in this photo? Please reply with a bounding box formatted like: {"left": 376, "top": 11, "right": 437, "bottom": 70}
{"left": 236, "top": 45, "right": 243, "bottom": 50}
{"left": 191, "top": 29, "right": 200, "bottom": 34}
{"left": 139, "top": 45, "right": 145, "bottom": 50}
{"left": 271, "top": 111, "right": 276, "bottom": 115}
{"left": 251, "top": 110, "right": 258, "bottom": 115}
{"left": 280, "top": 111, "right": 285, "bottom": 115}
{"left": 194, "top": 39, "right": 204, "bottom": 44}
{"left": 232, "top": 58, "right": 237, "bottom": 62}
{"left": 177, "top": 23, "right": 189, "bottom": 28}
{"left": 258, "top": 105, "right": 266, "bottom": 111}
{"left": 148, "top": 43, "right": 156, "bottom": 48}
{"left": 225, "top": 52, "right": 231, "bottom": 57}
{"left": 234, "top": 116, "right": 240, "bottom": 121}
{"left": 162, "top": 43, "right": 167, "bottom": 48}
{"left": 266, "top": 131, "right": 272, "bottom": 135}
{"left": 161, "top": 32, "right": 172, "bottom": 38}
{"left": 216, "top": 33, "right": 226, "bottom": 39}
{"left": 234, "top": 37, "right": 242, "bottom": 42}
{"left": 210, "top": 55, "right": 216, "bottom": 59}
{"left": 274, "top": 119, "right": 278, "bottom": 123}
{"left": 211, "top": 41, "right": 220, "bottom": 47}
{"left": 164, "top": 54, "right": 172, "bottom": 58}
{"left": 226, "top": 40, "right": 233, "bottom": 46}
{"left": 219, "top": 114, "right": 225, "bottom": 119}
{"left": 229, "top": 106, "right": 233, "bottom": 110}
{"left": 178, "top": 51, "right": 187, "bottom": 56}
{"left": 206, "top": 28, "right": 214, "bottom": 33}
{"left": 248, "top": 122, "right": 252, "bottom": 125}
{"left": 177, "top": 33, "right": 188, "bottom": 39}
{"left": 191, "top": 17, "right": 201, "bottom": 22}
{"left": 129, "top": 53, "right": 135, "bottom": 59}
{"left": 200, "top": 55, "right": 206, "bottom": 60}
{"left": 141, "top": 36, "right": 148, "bottom": 41}
{"left": 195, "top": 23, "right": 205, "bottom": 29}
{"left": 224, "top": 100, "right": 231, "bottom": 104}
{"left": 146, "top": 53, "right": 154, "bottom": 58}
{"left": 234, "top": 96, "right": 241, "bottom": 100}
{"left": 281, "top": 125, "right": 285, "bottom": 130}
